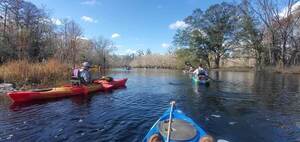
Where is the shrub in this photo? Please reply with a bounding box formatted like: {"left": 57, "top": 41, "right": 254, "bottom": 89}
{"left": 0, "top": 59, "right": 71, "bottom": 88}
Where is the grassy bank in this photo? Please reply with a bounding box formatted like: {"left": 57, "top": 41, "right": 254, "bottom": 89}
{"left": 0, "top": 59, "right": 70, "bottom": 89}
{"left": 211, "top": 67, "right": 254, "bottom": 72}
{"left": 210, "top": 66, "right": 300, "bottom": 74}
{"left": 261, "top": 66, "right": 300, "bottom": 74}
{"left": 130, "top": 54, "right": 178, "bottom": 69}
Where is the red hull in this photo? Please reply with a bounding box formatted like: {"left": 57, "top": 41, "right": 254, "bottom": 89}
{"left": 7, "top": 84, "right": 103, "bottom": 103}
{"left": 94, "top": 78, "right": 127, "bottom": 89}
{"left": 7, "top": 78, "right": 127, "bottom": 103}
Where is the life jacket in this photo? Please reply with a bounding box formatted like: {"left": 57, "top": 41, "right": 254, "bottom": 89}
{"left": 197, "top": 69, "right": 207, "bottom": 80}
{"left": 198, "top": 70, "right": 206, "bottom": 76}
{"left": 72, "top": 68, "right": 81, "bottom": 79}
{"left": 71, "top": 68, "right": 83, "bottom": 85}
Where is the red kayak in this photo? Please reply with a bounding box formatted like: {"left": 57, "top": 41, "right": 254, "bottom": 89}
{"left": 7, "top": 78, "right": 127, "bottom": 103}
{"left": 93, "top": 78, "right": 127, "bottom": 89}
{"left": 8, "top": 84, "right": 104, "bottom": 103}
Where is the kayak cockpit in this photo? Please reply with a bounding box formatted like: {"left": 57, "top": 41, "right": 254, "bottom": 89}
{"left": 30, "top": 88, "right": 53, "bottom": 92}
{"left": 159, "top": 119, "right": 197, "bottom": 141}
{"left": 143, "top": 108, "right": 207, "bottom": 142}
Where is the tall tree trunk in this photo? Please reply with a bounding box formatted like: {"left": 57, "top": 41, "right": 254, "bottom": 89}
{"left": 255, "top": 50, "right": 262, "bottom": 71}
{"left": 206, "top": 58, "right": 211, "bottom": 68}
{"left": 281, "top": 34, "right": 287, "bottom": 67}
{"left": 214, "top": 54, "right": 220, "bottom": 68}
{"left": 269, "top": 33, "right": 275, "bottom": 65}
{"left": 3, "top": 5, "right": 7, "bottom": 38}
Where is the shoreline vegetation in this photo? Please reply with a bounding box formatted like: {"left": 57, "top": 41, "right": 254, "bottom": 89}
{"left": 1, "top": 59, "right": 300, "bottom": 92}
{"left": 130, "top": 54, "right": 178, "bottom": 69}
{"left": 2, "top": 0, "right": 300, "bottom": 88}
{"left": 0, "top": 59, "right": 70, "bottom": 89}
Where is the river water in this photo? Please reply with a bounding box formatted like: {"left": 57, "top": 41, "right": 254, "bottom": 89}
{"left": 0, "top": 69, "right": 299, "bottom": 142}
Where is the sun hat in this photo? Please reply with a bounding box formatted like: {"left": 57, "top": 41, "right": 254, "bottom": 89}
{"left": 82, "top": 62, "right": 91, "bottom": 68}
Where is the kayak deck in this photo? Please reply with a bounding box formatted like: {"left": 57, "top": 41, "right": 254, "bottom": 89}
{"left": 159, "top": 119, "right": 197, "bottom": 141}
{"left": 94, "top": 78, "right": 127, "bottom": 89}
{"left": 143, "top": 108, "right": 207, "bottom": 142}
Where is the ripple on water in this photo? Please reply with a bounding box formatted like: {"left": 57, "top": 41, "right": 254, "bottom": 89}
{"left": 296, "top": 122, "right": 300, "bottom": 128}
{"left": 211, "top": 114, "right": 221, "bottom": 118}
{"left": 229, "top": 122, "right": 237, "bottom": 125}
{"left": 217, "top": 139, "right": 229, "bottom": 142}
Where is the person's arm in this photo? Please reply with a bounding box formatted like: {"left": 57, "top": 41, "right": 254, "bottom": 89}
{"left": 86, "top": 72, "right": 92, "bottom": 83}
{"left": 80, "top": 70, "right": 90, "bottom": 83}
{"left": 193, "top": 69, "right": 198, "bottom": 74}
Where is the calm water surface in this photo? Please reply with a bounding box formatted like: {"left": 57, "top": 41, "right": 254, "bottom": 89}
{"left": 0, "top": 69, "right": 299, "bottom": 142}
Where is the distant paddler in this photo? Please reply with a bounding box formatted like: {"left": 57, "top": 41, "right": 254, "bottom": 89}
{"left": 193, "top": 64, "right": 208, "bottom": 79}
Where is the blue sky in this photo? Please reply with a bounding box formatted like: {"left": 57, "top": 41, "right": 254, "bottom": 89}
{"left": 28, "top": 0, "right": 237, "bottom": 55}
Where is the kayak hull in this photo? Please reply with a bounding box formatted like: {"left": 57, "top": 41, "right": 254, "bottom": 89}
{"left": 143, "top": 108, "right": 207, "bottom": 142}
{"left": 7, "top": 84, "right": 103, "bottom": 103}
{"left": 7, "top": 78, "right": 127, "bottom": 103}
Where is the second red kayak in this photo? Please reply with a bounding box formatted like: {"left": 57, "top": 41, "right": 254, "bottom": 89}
{"left": 94, "top": 78, "right": 127, "bottom": 89}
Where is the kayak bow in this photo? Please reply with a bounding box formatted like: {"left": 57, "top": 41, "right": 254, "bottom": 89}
{"left": 143, "top": 102, "right": 207, "bottom": 142}
{"left": 192, "top": 76, "right": 210, "bottom": 85}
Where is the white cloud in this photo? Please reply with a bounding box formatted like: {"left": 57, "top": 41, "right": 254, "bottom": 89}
{"left": 111, "top": 33, "right": 121, "bottom": 38}
{"left": 169, "top": 20, "right": 189, "bottom": 30}
{"left": 41, "top": 18, "right": 51, "bottom": 24}
{"left": 161, "top": 43, "right": 170, "bottom": 48}
{"left": 51, "top": 18, "right": 62, "bottom": 25}
{"left": 115, "top": 48, "right": 137, "bottom": 55}
{"left": 79, "top": 36, "right": 89, "bottom": 40}
{"left": 81, "top": 16, "right": 98, "bottom": 23}
{"left": 279, "top": 1, "right": 300, "bottom": 18}
{"left": 81, "top": 0, "right": 98, "bottom": 5}
{"left": 125, "top": 49, "right": 137, "bottom": 54}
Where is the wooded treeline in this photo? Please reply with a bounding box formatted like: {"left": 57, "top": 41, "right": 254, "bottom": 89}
{"left": 130, "top": 54, "right": 177, "bottom": 69}
{"left": 173, "top": 0, "right": 300, "bottom": 69}
{"left": 2, "top": 0, "right": 300, "bottom": 71}
{"left": 0, "top": 0, "right": 115, "bottom": 67}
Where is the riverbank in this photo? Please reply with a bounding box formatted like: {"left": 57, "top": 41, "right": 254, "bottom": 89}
{"left": 189, "top": 66, "right": 300, "bottom": 74}
{"left": 130, "top": 54, "right": 178, "bottom": 69}
{"left": 2, "top": 58, "right": 300, "bottom": 92}
{"left": 0, "top": 59, "right": 70, "bottom": 89}
{"left": 210, "top": 67, "right": 254, "bottom": 72}
{"left": 270, "top": 66, "right": 300, "bottom": 74}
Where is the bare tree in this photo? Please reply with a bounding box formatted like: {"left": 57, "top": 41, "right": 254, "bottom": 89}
{"left": 92, "top": 36, "right": 114, "bottom": 67}
{"left": 251, "top": 0, "right": 300, "bottom": 66}
{"left": 56, "top": 19, "right": 82, "bottom": 65}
